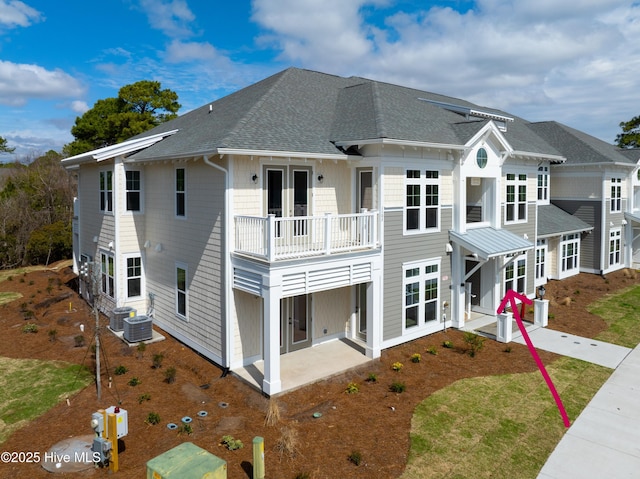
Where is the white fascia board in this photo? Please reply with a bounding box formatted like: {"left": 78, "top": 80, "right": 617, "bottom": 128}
{"left": 61, "top": 129, "right": 179, "bottom": 166}
{"left": 216, "top": 148, "right": 351, "bottom": 161}
{"left": 509, "top": 150, "right": 566, "bottom": 163}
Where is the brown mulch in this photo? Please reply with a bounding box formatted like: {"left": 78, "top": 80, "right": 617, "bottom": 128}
{"left": 0, "top": 263, "right": 638, "bottom": 479}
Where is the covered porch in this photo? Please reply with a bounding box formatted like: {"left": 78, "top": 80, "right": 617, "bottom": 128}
{"left": 233, "top": 339, "right": 372, "bottom": 395}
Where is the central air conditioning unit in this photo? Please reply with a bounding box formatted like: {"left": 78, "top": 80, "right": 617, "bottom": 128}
{"left": 123, "top": 315, "right": 153, "bottom": 343}
{"left": 110, "top": 307, "right": 137, "bottom": 332}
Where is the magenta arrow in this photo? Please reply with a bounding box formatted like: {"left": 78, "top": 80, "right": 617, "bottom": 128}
{"left": 498, "top": 290, "right": 571, "bottom": 428}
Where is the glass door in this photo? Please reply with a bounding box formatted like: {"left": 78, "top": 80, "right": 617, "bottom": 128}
{"left": 280, "top": 295, "right": 312, "bottom": 354}
{"left": 356, "top": 283, "right": 367, "bottom": 340}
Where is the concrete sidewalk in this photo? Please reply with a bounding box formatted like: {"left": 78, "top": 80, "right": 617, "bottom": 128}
{"left": 531, "top": 336, "right": 640, "bottom": 478}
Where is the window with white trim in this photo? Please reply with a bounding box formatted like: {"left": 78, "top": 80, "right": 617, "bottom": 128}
{"left": 505, "top": 256, "right": 526, "bottom": 294}
{"left": 611, "top": 178, "right": 622, "bottom": 212}
{"left": 537, "top": 166, "right": 549, "bottom": 203}
{"left": 100, "top": 251, "right": 114, "bottom": 298}
{"left": 535, "top": 239, "right": 547, "bottom": 283}
{"left": 126, "top": 256, "right": 142, "bottom": 298}
{"left": 403, "top": 259, "right": 439, "bottom": 330}
{"left": 609, "top": 228, "right": 621, "bottom": 266}
{"left": 176, "top": 168, "right": 186, "bottom": 217}
{"left": 405, "top": 170, "right": 439, "bottom": 232}
{"left": 176, "top": 263, "right": 187, "bottom": 319}
{"left": 506, "top": 173, "right": 527, "bottom": 222}
{"left": 125, "top": 170, "right": 141, "bottom": 212}
{"left": 99, "top": 171, "right": 113, "bottom": 213}
{"left": 561, "top": 233, "right": 580, "bottom": 275}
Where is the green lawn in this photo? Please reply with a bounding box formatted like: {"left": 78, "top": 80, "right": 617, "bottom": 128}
{"left": 402, "top": 283, "right": 640, "bottom": 479}
{"left": 0, "top": 358, "right": 92, "bottom": 443}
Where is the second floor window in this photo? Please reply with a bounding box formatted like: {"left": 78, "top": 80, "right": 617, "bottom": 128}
{"left": 506, "top": 173, "right": 527, "bottom": 222}
{"left": 611, "top": 178, "right": 622, "bottom": 212}
{"left": 176, "top": 168, "right": 185, "bottom": 217}
{"left": 537, "top": 166, "right": 549, "bottom": 202}
{"left": 99, "top": 171, "right": 113, "bottom": 213}
{"left": 126, "top": 171, "right": 141, "bottom": 211}
{"left": 405, "top": 170, "right": 439, "bottom": 232}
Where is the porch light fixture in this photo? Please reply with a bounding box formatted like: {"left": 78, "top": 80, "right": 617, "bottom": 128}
{"left": 538, "top": 285, "right": 546, "bottom": 299}
{"left": 155, "top": 243, "right": 163, "bottom": 252}
{"left": 317, "top": 174, "right": 324, "bottom": 183}
{"left": 445, "top": 242, "right": 453, "bottom": 254}
{"left": 92, "top": 236, "right": 98, "bottom": 243}
{"left": 251, "top": 173, "right": 258, "bottom": 183}
{"left": 144, "top": 240, "right": 151, "bottom": 248}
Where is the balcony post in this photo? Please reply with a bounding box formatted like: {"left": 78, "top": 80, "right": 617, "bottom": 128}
{"left": 324, "top": 213, "right": 332, "bottom": 255}
{"left": 267, "top": 214, "right": 276, "bottom": 262}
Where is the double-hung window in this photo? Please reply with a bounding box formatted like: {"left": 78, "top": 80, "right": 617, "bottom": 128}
{"left": 505, "top": 256, "right": 526, "bottom": 294}
{"left": 537, "top": 166, "right": 549, "bottom": 202}
{"left": 609, "top": 229, "right": 621, "bottom": 266}
{"left": 99, "top": 171, "right": 113, "bottom": 213}
{"left": 506, "top": 173, "right": 527, "bottom": 222}
{"left": 403, "top": 260, "right": 439, "bottom": 330}
{"left": 405, "top": 170, "right": 439, "bottom": 232}
{"left": 176, "top": 263, "right": 188, "bottom": 319}
{"left": 535, "top": 239, "right": 547, "bottom": 284}
{"left": 100, "top": 251, "right": 114, "bottom": 298}
{"left": 176, "top": 168, "right": 186, "bottom": 217}
{"left": 127, "top": 256, "right": 142, "bottom": 298}
{"left": 611, "top": 178, "right": 622, "bottom": 212}
{"left": 126, "top": 170, "right": 141, "bottom": 212}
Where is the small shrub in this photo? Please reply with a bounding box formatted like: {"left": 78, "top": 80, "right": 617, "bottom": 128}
{"left": 164, "top": 366, "right": 176, "bottom": 384}
{"left": 442, "top": 340, "right": 454, "bottom": 349}
{"left": 426, "top": 346, "right": 438, "bottom": 355}
{"left": 503, "top": 346, "right": 512, "bottom": 353}
{"left": 146, "top": 412, "right": 161, "bottom": 425}
{"left": 264, "top": 398, "right": 281, "bottom": 427}
{"left": 74, "top": 335, "right": 85, "bottom": 347}
{"left": 179, "top": 423, "right": 193, "bottom": 435}
{"left": 391, "top": 361, "right": 403, "bottom": 372}
{"left": 28, "top": 280, "right": 34, "bottom": 286}
{"left": 22, "top": 323, "right": 38, "bottom": 334}
{"left": 463, "top": 332, "right": 485, "bottom": 357}
{"left": 137, "top": 341, "right": 147, "bottom": 358}
{"left": 19, "top": 277, "right": 25, "bottom": 283}
{"left": 6, "top": 275, "right": 12, "bottom": 281}
{"left": 138, "top": 393, "right": 151, "bottom": 404}
{"left": 389, "top": 382, "right": 406, "bottom": 393}
{"left": 365, "top": 373, "right": 377, "bottom": 383}
{"left": 348, "top": 450, "right": 363, "bottom": 466}
{"left": 275, "top": 426, "right": 300, "bottom": 459}
{"left": 128, "top": 377, "right": 141, "bottom": 386}
{"left": 548, "top": 313, "right": 555, "bottom": 320}
{"left": 48, "top": 329, "right": 57, "bottom": 342}
{"left": 221, "top": 435, "right": 243, "bottom": 450}
{"left": 114, "top": 365, "right": 128, "bottom": 375}
{"left": 411, "top": 353, "right": 422, "bottom": 362}
{"left": 295, "top": 473, "right": 311, "bottom": 479}
{"left": 345, "top": 382, "right": 359, "bottom": 394}
{"left": 152, "top": 353, "right": 164, "bottom": 369}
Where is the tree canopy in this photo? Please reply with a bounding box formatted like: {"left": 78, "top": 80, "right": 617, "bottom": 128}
{"left": 64, "top": 80, "right": 180, "bottom": 157}
{"left": 0, "top": 136, "right": 15, "bottom": 154}
{"left": 616, "top": 115, "right": 640, "bottom": 148}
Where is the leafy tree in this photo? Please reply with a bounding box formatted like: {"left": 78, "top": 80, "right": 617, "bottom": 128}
{"left": 0, "top": 136, "right": 15, "bottom": 154}
{"left": 616, "top": 115, "right": 640, "bottom": 148}
{"left": 64, "top": 80, "right": 180, "bottom": 156}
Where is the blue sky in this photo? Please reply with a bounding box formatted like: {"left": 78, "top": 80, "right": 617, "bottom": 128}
{"left": 1, "top": 0, "right": 639, "bottom": 158}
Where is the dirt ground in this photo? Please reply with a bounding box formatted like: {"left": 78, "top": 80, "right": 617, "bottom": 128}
{"left": 0, "top": 263, "right": 638, "bottom": 479}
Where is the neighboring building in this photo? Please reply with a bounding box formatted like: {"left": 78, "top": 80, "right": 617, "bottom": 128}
{"left": 62, "top": 68, "right": 639, "bottom": 395}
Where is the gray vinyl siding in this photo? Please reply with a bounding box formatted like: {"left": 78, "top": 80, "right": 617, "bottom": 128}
{"left": 143, "top": 160, "right": 226, "bottom": 360}
{"left": 553, "top": 199, "right": 600, "bottom": 272}
{"left": 382, "top": 207, "right": 452, "bottom": 342}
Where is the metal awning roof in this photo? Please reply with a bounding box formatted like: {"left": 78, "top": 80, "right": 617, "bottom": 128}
{"left": 625, "top": 212, "right": 640, "bottom": 225}
{"left": 449, "top": 227, "right": 534, "bottom": 261}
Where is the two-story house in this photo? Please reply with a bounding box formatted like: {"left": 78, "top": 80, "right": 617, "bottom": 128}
{"left": 62, "top": 68, "right": 628, "bottom": 395}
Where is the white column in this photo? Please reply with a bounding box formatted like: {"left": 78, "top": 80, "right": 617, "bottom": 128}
{"left": 533, "top": 299, "right": 549, "bottom": 327}
{"left": 451, "top": 242, "right": 466, "bottom": 329}
{"left": 365, "top": 264, "right": 382, "bottom": 359}
{"left": 496, "top": 311, "right": 513, "bottom": 343}
{"left": 262, "top": 278, "right": 282, "bottom": 395}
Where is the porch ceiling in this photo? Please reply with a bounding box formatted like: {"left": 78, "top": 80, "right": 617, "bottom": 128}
{"left": 450, "top": 227, "right": 533, "bottom": 261}
{"left": 625, "top": 212, "right": 640, "bottom": 225}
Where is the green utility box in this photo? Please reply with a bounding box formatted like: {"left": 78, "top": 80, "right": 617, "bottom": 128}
{"left": 146, "top": 442, "right": 227, "bottom": 479}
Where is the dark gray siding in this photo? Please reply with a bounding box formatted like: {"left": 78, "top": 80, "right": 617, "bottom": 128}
{"left": 382, "top": 207, "right": 452, "bottom": 342}
{"left": 553, "top": 199, "right": 601, "bottom": 272}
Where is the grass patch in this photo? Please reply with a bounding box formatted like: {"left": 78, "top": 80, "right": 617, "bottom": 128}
{"left": 0, "top": 292, "right": 22, "bottom": 306}
{"left": 589, "top": 285, "right": 640, "bottom": 348}
{"left": 0, "top": 357, "right": 92, "bottom": 443}
{"left": 401, "top": 357, "right": 610, "bottom": 479}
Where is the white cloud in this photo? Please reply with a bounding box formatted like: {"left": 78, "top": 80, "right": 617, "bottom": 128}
{"left": 0, "top": 0, "right": 42, "bottom": 28}
{"left": 0, "top": 60, "right": 85, "bottom": 106}
{"left": 137, "top": 0, "right": 196, "bottom": 38}
{"left": 164, "top": 39, "right": 223, "bottom": 63}
{"left": 70, "top": 100, "right": 89, "bottom": 113}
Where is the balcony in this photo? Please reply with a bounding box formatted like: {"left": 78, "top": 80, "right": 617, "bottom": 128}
{"left": 234, "top": 211, "right": 379, "bottom": 262}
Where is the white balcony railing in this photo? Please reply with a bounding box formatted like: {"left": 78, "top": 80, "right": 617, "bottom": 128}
{"left": 234, "top": 211, "right": 379, "bottom": 261}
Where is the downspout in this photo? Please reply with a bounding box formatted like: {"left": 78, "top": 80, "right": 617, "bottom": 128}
{"left": 203, "top": 154, "right": 231, "bottom": 371}
{"left": 600, "top": 170, "right": 607, "bottom": 274}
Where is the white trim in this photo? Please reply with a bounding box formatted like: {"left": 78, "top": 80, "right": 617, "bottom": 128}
{"left": 559, "top": 233, "right": 580, "bottom": 279}
{"left": 403, "top": 168, "right": 441, "bottom": 234}
{"left": 123, "top": 252, "right": 144, "bottom": 300}
{"left": 401, "top": 257, "right": 441, "bottom": 335}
